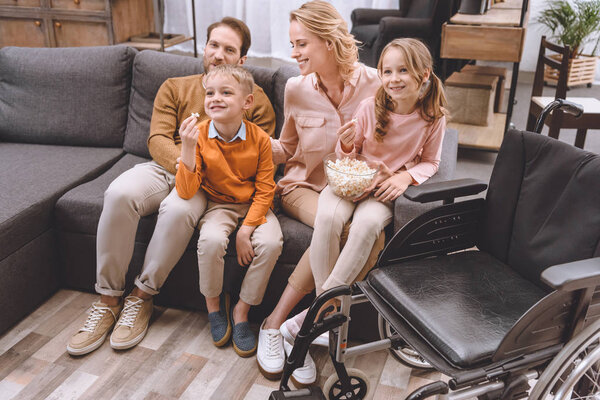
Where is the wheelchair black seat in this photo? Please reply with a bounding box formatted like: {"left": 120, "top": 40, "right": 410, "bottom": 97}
{"left": 368, "top": 251, "right": 546, "bottom": 368}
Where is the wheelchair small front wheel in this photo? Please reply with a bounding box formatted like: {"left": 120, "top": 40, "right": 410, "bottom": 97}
{"left": 323, "top": 368, "right": 370, "bottom": 400}
{"left": 530, "top": 319, "right": 600, "bottom": 399}
{"left": 378, "top": 314, "right": 432, "bottom": 370}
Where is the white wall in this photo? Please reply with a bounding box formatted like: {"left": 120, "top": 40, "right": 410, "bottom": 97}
{"left": 523, "top": 0, "right": 600, "bottom": 80}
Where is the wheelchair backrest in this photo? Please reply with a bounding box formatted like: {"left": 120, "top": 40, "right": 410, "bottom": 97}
{"left": 479, "top": 129, "right": 600, "bottom": 288}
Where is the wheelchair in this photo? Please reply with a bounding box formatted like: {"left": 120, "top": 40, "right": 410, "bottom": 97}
{"left": 271, "top": 100, "right": 600, "bottom": 400}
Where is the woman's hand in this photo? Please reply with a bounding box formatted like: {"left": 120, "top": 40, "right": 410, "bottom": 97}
{"left": 236, "top": 225, "right": 256, "bottom": 267}
{"left": 373, "top": 171, "right": 414, "bottom": 203}
{"left": 179, "top": 115, "right": 199, "bottom": 171}
{"left": 337, "top": 119, "right": 357, "bottom": 153}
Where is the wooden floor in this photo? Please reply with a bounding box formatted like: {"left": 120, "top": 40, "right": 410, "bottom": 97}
{"left": 0, "top": 290, "right": 445, "bottom": 400}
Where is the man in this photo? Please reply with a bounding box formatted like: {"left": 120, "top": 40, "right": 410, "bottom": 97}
{"left": 67, "top": 17, "right": 276, "bottom": 356}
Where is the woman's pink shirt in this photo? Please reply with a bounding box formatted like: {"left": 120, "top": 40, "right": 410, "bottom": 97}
{"left": 271, "top": 64, "right": 380, "bottom": 195}
{"left": 336, "top": 97, "right": 446, "bottom": 184}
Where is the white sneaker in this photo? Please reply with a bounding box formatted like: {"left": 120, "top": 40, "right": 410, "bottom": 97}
{"left": 283, "top": 339, "right": 317, "bottom": 387}
{"left": 280, "top": 310, "right": 329, "bottom": 347}
{"left": 257, "top": 320, "right": 284, "bottom": 380}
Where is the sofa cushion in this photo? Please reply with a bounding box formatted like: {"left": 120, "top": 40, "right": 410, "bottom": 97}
{"left": 0, "top": 46, "right": 136, "bottom": 147}
{"left": 272, "top": 65, "right": 300, "bottom": 138}
{"left": 0, "top": 143, "right": 123, "bottom": 261}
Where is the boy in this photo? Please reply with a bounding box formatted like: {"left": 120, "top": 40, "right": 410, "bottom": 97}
{"left": 176, "top": 64, "right": 283, "bottom": 357}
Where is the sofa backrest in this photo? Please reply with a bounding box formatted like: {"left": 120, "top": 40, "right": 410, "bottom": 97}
{"left": 124, "top": 50, "right": 287, "bottom": 158}
{"left": 0, "top": 46, "right": 136, "bottom": 147}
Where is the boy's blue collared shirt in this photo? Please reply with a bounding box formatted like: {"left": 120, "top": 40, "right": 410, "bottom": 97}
{"left": 208, "top": 121, "right": 246, "bottom": 143}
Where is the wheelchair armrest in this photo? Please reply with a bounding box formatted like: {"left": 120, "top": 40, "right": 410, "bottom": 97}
{"left": 404, "top": 178, "right": 487, "bottom": 203}
{"left": 541, "top": 257, "right": 600, "bottom": 291}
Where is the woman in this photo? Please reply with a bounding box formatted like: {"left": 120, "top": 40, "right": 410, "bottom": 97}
{"left": 256, "top": 0, "right": 383, "bottom": 386}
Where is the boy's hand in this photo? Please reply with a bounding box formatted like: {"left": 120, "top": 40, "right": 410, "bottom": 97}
{"left": 337, "top": 119, "right": 357, "bottom": 153}
{"left": 236, "top": 225, "right": 256, "bottom": 267}
{"left": 373, "top": 170, "right": 413, "bottom": 203}
{"left": 179, "top": 116, "right": 199, "bottom": 171}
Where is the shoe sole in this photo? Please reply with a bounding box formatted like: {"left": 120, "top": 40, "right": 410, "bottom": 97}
{"left": 290, "top": 373, "right": 316, "bottom": 389}
{"left": 110, "top": 326, "right": 148, "bottom": 350}
{"left": 233, "top": 341, "right": 256, "bottom": 358}
{"left": 257, "top": 360, "right": 282, "bottom": 380}
{"left": 213, "top": 294, "right": 232, "bottom": 347}
{"left": 67, "top": 331, "right": 108, "bottom": 356}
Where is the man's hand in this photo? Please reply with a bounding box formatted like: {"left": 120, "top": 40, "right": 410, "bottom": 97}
{"left": 373, "top": 170, "right": 413, "bottom": 203}
{"left": 179, "top": 115, "right": 199, "bottom": 171}
{"left": 337, "top": 119, "right": 357, "bottom": 153}
{"left": 236, "top": 225, "right": 256, "bottom": 267}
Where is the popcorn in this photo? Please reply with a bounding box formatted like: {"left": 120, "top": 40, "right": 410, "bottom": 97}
{"left": 325, "top": 157, "right": 377, "bottom": 199}
{"left": 191, "top": 112, "right": 200, "bottom": 118}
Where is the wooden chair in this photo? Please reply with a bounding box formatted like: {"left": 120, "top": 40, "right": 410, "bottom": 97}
{"left": 526, "top": 36, "right": 600, "bottom": 149}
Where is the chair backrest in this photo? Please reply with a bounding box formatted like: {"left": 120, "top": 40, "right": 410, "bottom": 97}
{"left": 479, "top": 129, "right": 600, "bottom": 287}
{"left": 405, "top": 0, "right": 437, "bottom": 18}
{"left": 531, "top": 36, "right": 570, "bottom": 101}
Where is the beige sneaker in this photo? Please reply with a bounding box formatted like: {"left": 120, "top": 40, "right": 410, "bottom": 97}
{"left": 110, "top": 295, "right": 153, "bottom": 350}
{"left": 67, "top": 301, "right": 122, "bottom": 356}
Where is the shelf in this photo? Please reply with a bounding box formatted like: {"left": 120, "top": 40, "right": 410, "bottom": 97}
{"left": 121, "top": 33, "right": 191, "bottom": 51}
{"left": 450, "top": 113, "right": 506, "bottom": 151}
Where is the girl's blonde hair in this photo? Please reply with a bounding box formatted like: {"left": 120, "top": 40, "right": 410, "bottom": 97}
{"left": 374, "top": 38, "right": 448, "bottom": 142}
{"left": 290, "top": 1, "right": 359, "bottom": 82}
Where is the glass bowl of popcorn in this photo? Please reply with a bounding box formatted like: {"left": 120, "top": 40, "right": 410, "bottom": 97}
{"left": 324, "top": 153, "right": 379, "bottom": 200}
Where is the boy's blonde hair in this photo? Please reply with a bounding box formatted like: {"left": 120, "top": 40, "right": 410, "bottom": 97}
{"left": 290, "top": 1, "right": 358, "bottom": 82}
{"left": 205, "top": 64, "right": 254, "bottom": 95}
{"left": 374, "top": 38, "right": 448, "bottom": 142}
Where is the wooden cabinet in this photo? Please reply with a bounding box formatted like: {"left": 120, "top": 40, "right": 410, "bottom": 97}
{"left": 0, "top": 0, "right": 153, "bottom": 48}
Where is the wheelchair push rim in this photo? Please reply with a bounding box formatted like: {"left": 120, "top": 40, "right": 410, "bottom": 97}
{"left": 377, "top": 314, "right": 432, "bottom": 370}
{"left": 530, "top": 320, "right": 600, "bottom": 399}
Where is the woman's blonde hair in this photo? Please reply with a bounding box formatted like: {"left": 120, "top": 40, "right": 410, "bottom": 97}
{"left": 374, "top": 38, "right": 448, "bottom": 142}
{"left": 290, "top": 1, "right": 359, "bottom": 82}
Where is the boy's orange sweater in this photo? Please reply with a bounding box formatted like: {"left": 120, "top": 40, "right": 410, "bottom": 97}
{"left": 175, "top": 119, "right": 275, "bottom": 226}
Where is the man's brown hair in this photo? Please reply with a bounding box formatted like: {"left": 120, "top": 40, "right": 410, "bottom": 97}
{"left": 206, "top": 17, "right": 252, "bottom": 58}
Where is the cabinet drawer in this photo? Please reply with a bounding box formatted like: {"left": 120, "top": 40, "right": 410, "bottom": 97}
{"left": 0, "top": 0, "right": 40, "bottom": 6}
{"left": 52, "top": 19, "right": 109, "bottom": 46}
{"left": 441, "top": 23, "right": 525, "bottom": 62}
{"left": 50, "top": 0, "right": 106, "bottom": 11}
{"left": 0, "top": 17, "right": 46, "bottom": 47}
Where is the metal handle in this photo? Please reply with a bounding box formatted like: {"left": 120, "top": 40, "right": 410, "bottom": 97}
{"left": 54, "top": 22, "right": 62, "bottom": 28}
{"left": 34, "top": 20, "right": 42, "bottom": 27}
{"left": 534, "top": 99, "right": 584, "bottom": 133}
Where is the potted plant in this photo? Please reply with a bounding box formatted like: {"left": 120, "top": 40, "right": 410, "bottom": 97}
{"left": 536, "top": 0, "right": 600, "bottom": 88}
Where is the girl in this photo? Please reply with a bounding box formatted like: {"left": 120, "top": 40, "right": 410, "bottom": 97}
{"left": 310, "top": 38, "right": 448, "bottom": 296}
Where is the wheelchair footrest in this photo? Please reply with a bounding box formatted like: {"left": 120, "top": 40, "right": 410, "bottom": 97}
{"left": 269, "top": 387, "right": 326, "bottom": 400}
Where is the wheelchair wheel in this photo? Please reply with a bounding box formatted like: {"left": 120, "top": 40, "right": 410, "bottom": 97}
{"left": 530, "top": 320, "right": 600, "bottom": 399}
{"left": 378, "top": 314, "right": 432, "bottom": 370}
{"left": 323, "top": 368, "right": 370, "bottom": 400}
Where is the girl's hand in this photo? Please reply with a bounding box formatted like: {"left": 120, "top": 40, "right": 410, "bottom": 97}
{"left": 179, "top": 116, "right": 199, "bottom": 171}
{"left": 236, "top": 225, "right": 256, "bottom": 266}
{"left": 373, "top": 171, "right": 414, "bottom": 203}
{"left": 337, "top": 119, "right": 357, "bottom": 153}
{"left": 353, "top": 161, "right": 394, "bottom": 202}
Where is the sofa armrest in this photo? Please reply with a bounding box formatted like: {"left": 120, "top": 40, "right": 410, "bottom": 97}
{"left": 351, "top": 8, "right": 403, "bottom": 26}
{"left": 541, "top": 258, "right": 600, "bottom": 291}
{"left": 404, "top": 179, "right": 488, "bottom": 203}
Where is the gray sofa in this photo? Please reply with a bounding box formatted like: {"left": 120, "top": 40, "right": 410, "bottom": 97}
{"left": 0, "top": 45, "right": 457, "bottom": 338}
